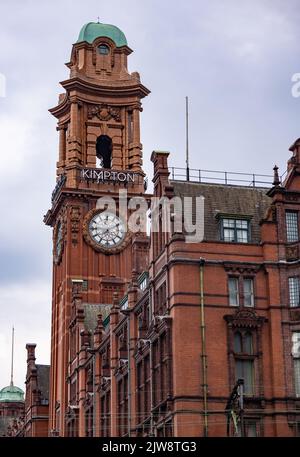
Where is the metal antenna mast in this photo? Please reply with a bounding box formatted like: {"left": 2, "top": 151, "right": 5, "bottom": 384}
{"left": 10, "top": 326, "right": 14, "bottom": 386}
{"left": 186, "top": 96, "right": 190, "bottom": 181}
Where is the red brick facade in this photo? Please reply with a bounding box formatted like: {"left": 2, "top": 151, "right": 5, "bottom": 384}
{"left": 43, "top": 24, "right": 300, "bottom": 437}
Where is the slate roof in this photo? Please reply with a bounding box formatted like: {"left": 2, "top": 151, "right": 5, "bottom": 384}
{"left": 36, "top": 365, "right": 50, "bottom": 404}
{"left": 171, "top": 181, "right": 272, "bottom": 243}
{"left": 83, "top": 303, "right": 112, "bottom": 332}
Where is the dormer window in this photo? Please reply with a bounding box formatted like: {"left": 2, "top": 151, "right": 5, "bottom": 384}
{"left": 97, "top": 44, "right": 110, "bottom": 55}
{"left": 221, "top": 218, "right": 250, "bottom": 243}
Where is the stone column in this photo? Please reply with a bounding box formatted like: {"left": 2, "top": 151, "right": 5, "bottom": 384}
{"left": 56, "top": 125, "right": 66, "bottom": 176}
{"left": 127, "top": 271, "right": 139, "bottom": 436}
{"left": 128, "top": 105, "right": 142, "bottom": 170}
{"left": 66, "top": 99, "right": 82, "bottom": 187}
{"left": 70, "top": 101, "right": 79, "bottom": 138}
{"left": 58, "top": 126, "right": 66, "bottom": 162}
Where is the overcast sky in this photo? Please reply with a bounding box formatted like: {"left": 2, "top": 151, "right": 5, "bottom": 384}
{"left": 0, "top": 0, "right": 299, "bottom": 390}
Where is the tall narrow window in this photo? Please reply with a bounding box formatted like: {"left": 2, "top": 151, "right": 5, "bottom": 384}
{"left": 96, "top": 135, "right": 112, "bottom": 169}
{"left": 244, "top": 278, "right": 254, "bottom": 307}
{"left": 292, "top": 332, "right": 300, "bottom": 397}
{"left": 286, "top": 211, "right": 299, "bottom": 242}
{"left": 136, "top": 362, "right": 143, "bottom": 423}
{"left": 235, "top": 362, "right": 254, "bottom": 396}
{"left": 228, "top": 276, "right": 256, "bottom": 307}
{"left": 154, "top": 282, "right": 167, "bottom": 315}
{"left": 144, "top": 355, "right": 151, "bottom": 418}
{"left": 229, "top": 277, "right": 239, "bottom": 306}
{"left": 118, "top": 375, "right": 128, "bottom": 436}
{"left": 234, "top": 332, "right": 254, "bottom": 396}
{"left": 100, "top": 391, "right": 111, "bottom": 437}
{"left": 294, "top": 356, "right": 300, "bottom": 398}
{"left": 289, "top": 277, "right": 300, "bottom": 307}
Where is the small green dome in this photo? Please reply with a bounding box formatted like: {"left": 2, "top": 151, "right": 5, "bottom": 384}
{"left": 77, "top": 22, "right": 127, "bottom": 47}
{"left": 0, "top": 385, "right": 24, "bottom": 403}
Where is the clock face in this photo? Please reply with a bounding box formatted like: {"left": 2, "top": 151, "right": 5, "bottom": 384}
{"left": 88, "top": 211, "right": 125, "bottom": 249}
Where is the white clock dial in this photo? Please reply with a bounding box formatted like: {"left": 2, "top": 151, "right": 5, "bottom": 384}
{"left": 89, "top": 211, "right": 125, "bottom": 249}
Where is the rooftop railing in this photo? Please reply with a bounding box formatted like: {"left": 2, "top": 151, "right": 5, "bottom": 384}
{"left": 170, "top": 167, "right": 279, "bottom": 187}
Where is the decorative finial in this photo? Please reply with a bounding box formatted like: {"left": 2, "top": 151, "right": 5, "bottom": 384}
{"left": 273, "top": 165, "right": 280, "bottom": 186}
{"left": 10, "top": 326, "right": 14, "bottom": 387}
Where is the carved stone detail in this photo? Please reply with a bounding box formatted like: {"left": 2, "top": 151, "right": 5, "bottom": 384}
{"left": 87, "top": 104, "right": 121, "bottom": 122}
{"left": 286, "top": 244, "right": 299, "bottom": 261}
{"left": 223, "top": 263, "right": 260, "bottom": 275}
{"left": 70, "top": 206, "right": 81, "bottom": 245}
{"left": 224, "top": 308, "right": 267, "bottom": 328}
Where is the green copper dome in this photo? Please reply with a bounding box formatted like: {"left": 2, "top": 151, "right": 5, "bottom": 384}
{"left": 0, "top": 385, "right": 24, "bottom": 403}
{"left": 77, "top": 22, "right": 127, "bottom": 47}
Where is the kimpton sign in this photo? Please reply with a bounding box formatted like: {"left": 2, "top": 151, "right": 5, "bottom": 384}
{"left": 81, "top": 169, "right": 136, "bottom": 183}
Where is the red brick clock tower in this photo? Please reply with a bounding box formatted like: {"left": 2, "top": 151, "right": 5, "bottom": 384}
{"left": 44, "top": 22, "right": 150, "bottom": 436}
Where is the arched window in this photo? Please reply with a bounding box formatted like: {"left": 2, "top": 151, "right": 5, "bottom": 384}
{"left": 97, "top": 44, "right": 110, "bottom": 55}
{"left": 96, "top": 135, "right": 112, "bottom": 169}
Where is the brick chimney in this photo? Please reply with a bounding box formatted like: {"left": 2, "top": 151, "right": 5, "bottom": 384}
{"left": 151, "top": 150, "right": 170, "bottom": 194}
{"left": 26, "top": 344, "right": 36, "bottom": 371}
